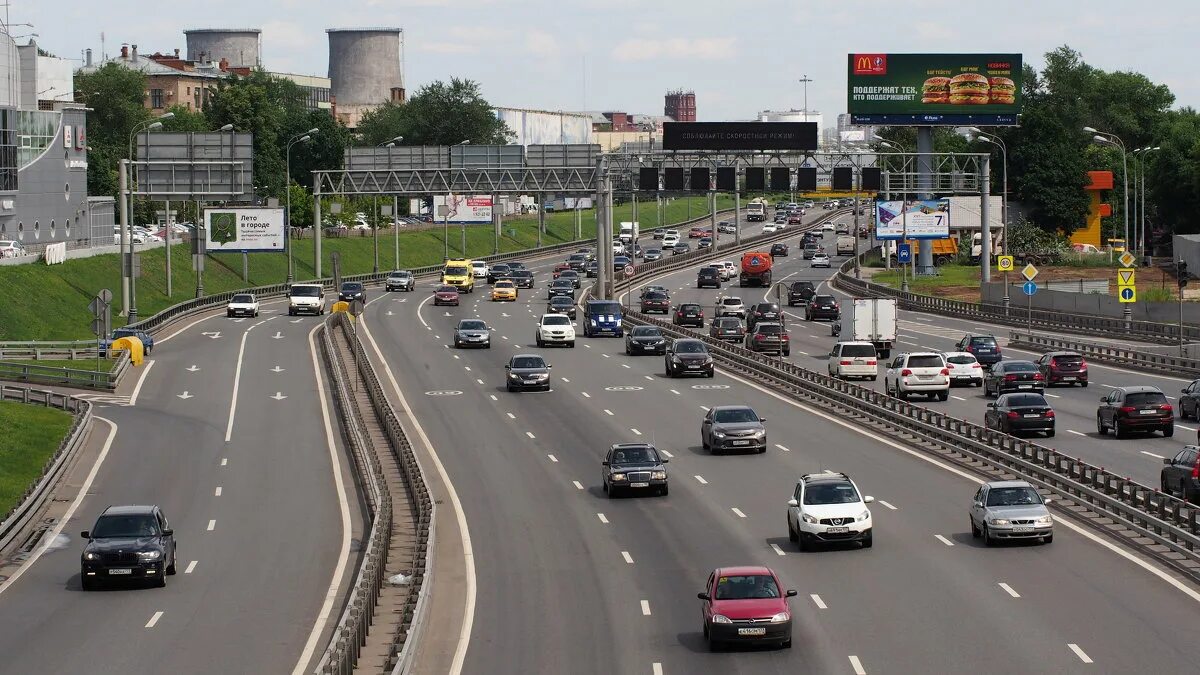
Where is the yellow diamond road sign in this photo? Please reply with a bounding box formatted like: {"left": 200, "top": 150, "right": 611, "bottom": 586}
{"left": 1021, "top": 264, "right": 1038, "bottom": 281}
{"left": 1119, "top": 252, "right": 1136, "bottom": 268}
{"left": 997, "top": 255, "right": 1014, "bottom": 272}
{"left": 1117, "top": 269, "right": 1136, "bottom": 286}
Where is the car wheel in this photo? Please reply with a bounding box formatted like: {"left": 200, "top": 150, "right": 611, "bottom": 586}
{"left": 167, "top": 552, "right": 177, "bottom": 575}
{"left": 536, "top": 338, "right": 544, "bottom": 347}
{"left": 1097, "top": 414, "right": 1109, "bottom": 435}
{"left": 970, "top": 517, "right": 981, "bottom": 538}
{"left": 607, "top": 485, "right": 616, "bottom": 499}
{"left": 982, "top": 524, "right": 994, "bottom": 547}
{"left": 288, "top": 308, "right": 295, "bottom": 316}
{"left": 81, "top": 576, "right": 94, "bottom": 591}
{"left": 154, "top": 573, "right": 167, "bottom": 588}
{"left": 702, "top": 434, "right": 709, "bottom": 450}
{"left": 1161, "top": 476, "right": 1172, "bottom": 495}
{"left": 506, "top": 384, "right": 514, "bottom": 392}
{"left": 937, "top": 391, "right": 949, "bottom": 402}
{"left": 1042, "top": 534, "right": 1054, "bottom": 545}
{"left": 227, "top": 311, "right": 233, "bottom": 318}
{"left": 788, "top": 518, "right": 798, "bottom": 542}
{"left": 798, "top": 533, "right": 810, "bottom": 552}
{"left": 1045, "top": 429, "right": 1055, "bottom": 438}
{"left": 1163, "top": 424, "right": 1174, "bottom": 438}
{"left": 254, "top": 311, "right": 260, "bottom": 318}
{"left": 569, "top": 342, "right": 575, "bottom": 348}
{"left": 659, "top": 484, "right": 669, "bottom": 497}
{"left": 861, "top": 531, "right": 873, "bottom": 549}
{"left": 1081, "top": 380, "right": 1088, "bottom": 388}
{"left": 1114, "top": 418, "right": 1126, "bottom": 439}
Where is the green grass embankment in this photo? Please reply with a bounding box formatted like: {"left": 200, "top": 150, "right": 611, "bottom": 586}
{"left": 0, "top": 401, "right": 74, "bottom": 517}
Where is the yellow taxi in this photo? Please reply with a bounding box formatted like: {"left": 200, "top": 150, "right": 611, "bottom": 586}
{"left": 491, "top": 279, "right": 518, "bottom": 302}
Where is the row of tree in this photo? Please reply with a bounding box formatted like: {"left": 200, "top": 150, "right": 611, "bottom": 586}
{"left": 73, "top": 66, "right": 510, "bottom": 226}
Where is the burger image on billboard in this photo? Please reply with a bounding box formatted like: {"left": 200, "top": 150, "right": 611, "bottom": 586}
{"left": 988, "top": 76, "right": 1016, "bottom": 104}
{"left": 921, "top": 77, "right": 950, "bottom": 104}
{"left": 948, "top": 73, "right": 990, "bottom": 104}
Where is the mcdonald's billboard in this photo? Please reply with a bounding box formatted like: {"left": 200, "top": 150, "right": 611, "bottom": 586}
{"left": 848, "top": 53, "right": 1022, "bottom": 126}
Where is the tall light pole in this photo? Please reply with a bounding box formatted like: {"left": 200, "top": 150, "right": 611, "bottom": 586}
{"left": 285, "top": 128, "right": 319, "bottom": 283}
{"left": 372, "top": 136, "right": 403, "bottom": 273}
{"left": 125, "top": 112, "right": 173, "bottom": 323}
{"left": 873, "top": 136, "right": 904, "bottom": 271}
{"left": 798, "top": 75, "right": 812, "bottom": 118}
{"left": 1133, "top": 146, "right": 1160, "bottom": 259}
{"left": 968, "top": 128, "right": 1008, "bottom": 256}
{"left": 379, "top": 136, "right": 404, "bottom": 270}
{"left": 1085, "top": 127, "right": 1129, "bottom": 250}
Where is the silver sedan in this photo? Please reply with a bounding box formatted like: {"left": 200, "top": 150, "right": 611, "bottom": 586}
{"left": 969, "top": 480, "right": 1053, "bottom": 545}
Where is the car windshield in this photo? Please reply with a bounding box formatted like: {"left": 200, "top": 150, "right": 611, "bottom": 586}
{"left": 390, "top": 271, "right": 410, "bottom": 278}
{"left": 700, "top": 268, "right": 718, "bottom": 275}
{"left": 1004, "top": 362, "right": 1038, "bottom": 372}
{"left": 550, "top": 297, "right": 573, "bottom": 307}
{"left": 716, "top": 318, "right": 740, "bottom": 328}
{"left": 755, "top": 324, "right": 783, "bottom": 335}
{"left": 560, "top": 270, "right": 578, "bottom": 277}
{"left": 459, "top": 321, "right": 487, "bottom": 330}
{"left": 756, "top": 304, "right": 779, "bottom": 312}
{"left": 495, "top": 281, "right": 514, "bottom": 288}
{"left": 675, "top": 341, "right": 707, "bottom": 354}
{"left": 437, "top": 286, "right": 458, "bottom": 293}
{"left": 568, "top": 255, "right": 585, "bottom": 262}
{"left": 713, "top": 408, "right": 759, "bottom": 423}
{"left": 610, "top": 446, "right": 658, "bottom": 465}
{"left": 291, "top": 286, "right": 321, "bottom": 297}
{"left": 842, "top": 344, "right": 876, "bottom": 357}
{"left": 112, "top": 329, "right": 143, "bottom": 339}
{"left": 907, "top": 355, "right": 944, "bottom": 369}
{"left": 647, "top": 249, "right": 661, "bottom": 255}
{"left": 543, "top": 316, "right": 571, "bottom": 326}
{"left": 1126, "top": 392, "right": 1168, "bottom": 405}
{"left": 970, "top": 336, "right": 997, "bottom": 346}
{"left": 644, "top": 292, "right": 667, "bottom": 300}
{"left": 91, "top": 514, "right": 160, "bottom": 538}
{"left": 986, "top": 486, "right": 1043, "bottom": 507}
{"left": 803, "top": 481, "right": 861, "bottom": 505}
{"left": 947, "top": 355, "right": 977, "bottom": 365}
{"left": 231, "top": 294, "right": 254, "bottom": 303}
{"left": 791, "top": 282, "right": 814, "bottom": 291}
{"left": 492, "top": 265, "right": 511, "bottom": 272}
{"left": 1005, "top": 394, "right": 1047, "bottom": 407}
{"left": 1052, "top": 355, "right": 1083, "bottom": 366}
{"left": 590, "top": 302, "right": 621, "bottom": 314}
{"left": 714, "top": 575, "right": 780, "bottom": 600}
{"left": 445, "top": 266, "right": 469, "bottom": 275}
{"left": 553, "top": 280, "right": 574, "bottom": 288}
{"left": 511, "top": 357, "right": 545, "bottom": 369}
{"left": 615, "top": 257, "right": 631, "bottom": 264}
{"left": 342, "top": 283, "right": 363, "bottom": 291}
{"left": 632, "top": 327, "right": 662, "bottom": 337}
{"left": 513, "top": 271, "right": 532, "bottom": 278}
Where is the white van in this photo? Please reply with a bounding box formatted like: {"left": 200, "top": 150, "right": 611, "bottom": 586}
{"left": 828, "top": 342, "right": 879, "bottom": 380}
{"left": 288, "top": 283, "right": 326, "bottom": 316}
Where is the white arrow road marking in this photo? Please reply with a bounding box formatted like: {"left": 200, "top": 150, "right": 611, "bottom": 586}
{"left": 272, "top": 331, "right": 284, "bottom": 339}
{"left": 186, "top": 365, "right": 200, "bottom": 372}
{"left": 201, "top": 331, "right": 222, "bottom": 339}
{"left": 290, "top": 318, "right": 303, "bottom": 324}
{"left": 271, "top": 366, "right": 285, "bottom": 373}
{"left": 270, "top": 392, "right": 288, "bottom": 400}
{"left": 176, "top": 391, "right": 193, "bottom": 399}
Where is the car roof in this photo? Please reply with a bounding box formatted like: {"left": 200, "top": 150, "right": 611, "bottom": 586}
{"left": 985, "top": 480, "right": 1035, "bottom": 489}
{"left": 610, "top": 442, "right": 656, "bottom": 451}
{"left": 711, "top": 404, "right": 754, "bottom": 412}
{"left": 837, "top": 341, "right": 875, "bottom": 347}
{"left": 715, "top": 565, "right": 775, "bottom": 577}
{"left": 903, "top": 351, "right": 943, "bottom": 358}
{"left": 541, "top": 313, "right": 570, "bottom": 319}
{"left": 941, "top": 350, "right": 973, "bottom": 357}
{"left": 511, "top": 353, "right": 544, "bottom": 361}
{"left": 1045, "top": 351, "right": 1082, "bottom": 357}
{"left": 1116, "top": 385, "right": 1164, "bottom": 393}
{"left": 101, "top": 504, "right": 157, "bottom": 515}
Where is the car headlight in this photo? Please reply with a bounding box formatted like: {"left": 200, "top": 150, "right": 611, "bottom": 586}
{"left": 713, "top": 431, "right": 726, "bottom": 439}
{"left": 856, "top": 510, "right": 871, "bottom": 522}
{"left": 651, "top": 471, "right": 667, "bottom": 480}
{"left": 703, "top": 357, "right": 714, "bottom": 364}
{"left": 508, "top": 372, "right": 521, "bottom": 380}
{"left": 1035, "top": 515, "right": 1053, "bottom": 525}
{"left": 770, "top": 612, "right": 790, "bottom": 623}
{"left": 752, "top": 429, "right": 765, "bottom": 438}
{"left": 989, "top": 518, "right": 1010, "bottom": 526}
{"left": 711, "top": 615, "right": 732, "bottom": 624}
{"left": 84, "top": 551, "right": 100, "bottom": 561}
{"left": 671, "top": 356, "right": 682, "bottom": 363}
{"left": 615, "top": 319, "right": 622, "bottom": 326}
{"left": 612, "top": 473, "right": 627, "bottom": 481}
{"left": 533, "top": 373, "right": 548, "bottom": 380}
{"left": 802, "top": 514, "right": 818, "bottom": 524}
{"left": 137, "top": 550, "right": 162, "bottom": 561}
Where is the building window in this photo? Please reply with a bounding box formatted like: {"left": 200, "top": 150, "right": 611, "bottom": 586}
{"left": 16, "top": 110, "right": 58, "bottom": 169}
{"left": 50, "top": 219, "right": 56, "bottom": 236}
{"left": 186, "top": 86, "right": 191, "bottom": 95}
{"left": 33, "top": 220, "right": 39, "bottom": 240}
{"left": 65, "top": 218, "right": 71, "bottom": 237}
{"left": 151, "top": 89, "right": 164, "bottom": 109}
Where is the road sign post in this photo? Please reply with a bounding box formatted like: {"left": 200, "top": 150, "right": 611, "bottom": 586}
{"left": 90, "top": 290, "right": 112, "bottom": 371}
{"left": 998, "top": 256, "right": 1014, "bottom": 314}
{"left": 1021, "top": 279, "right": 1037, "bottom": 339}
{"left": 1118, "top": 251, "right": 1135, "bottom": 327}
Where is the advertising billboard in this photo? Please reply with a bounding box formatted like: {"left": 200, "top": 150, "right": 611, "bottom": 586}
{"left": 204, "top": 208, "right": 285, "bottom": 252}
{"left": 848, "top": 53, "right": 1022, "bottom": 126}
{"left": 663, "top": 122, "right": 818, "bottom": 151}
{"left": 443, "top": 195, "right": 493, "bottom": 223}
{"left": 875, "top": 199, "right": 950, "bottom": 240}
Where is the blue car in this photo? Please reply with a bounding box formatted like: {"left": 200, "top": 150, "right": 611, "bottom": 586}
{"left": 102, "top": 327, "right": 154, "bottom": 356}
{"left": 583, "top": 299, "right": 623, "bottom": 337}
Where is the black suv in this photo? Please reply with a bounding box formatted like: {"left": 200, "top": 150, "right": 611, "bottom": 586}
{"left": 673, "top": 303, "right": 705, "bottom": 328}
{"left": 487, "top": 264, "right": 512, "bottom": 284}
{"left": 1161, "top": 446, "right": 1200, "bottom": 501}
{"left": 546, "top": 295, "right": 577, "bottom": 319}
{"left": 665, "top": 338, "right": 715, "bottom": 378}
{"left": 80, "top": 505, "right": 177, "bottom": 589}
{"left": 787, "top": 281, "right": 816, "bottom": 306}
{"left": 547, "top": 279, "right": 576, "bottom": 299}
{"left": 770, "top": 243, "right": 789, "bottom": 257}
{"left": 805, "top": 295, "right": 840, "bottom": 321}
{"left": 640, "top": 291, "right": 671, "bottom": 314}
{"left": 339, "top": 281, "right": 366, "bottom": 303}
{"left": 626, "top": 325, "right": 667, "bottom": 355}
{"left": 955, "top": 333, "right": 1002, "bottom": 367}
{"left": 747, "top": 302, "right": 781, "bottom": 330}
{"left": 697, "top": 267, "right": 722, "bottom": 289}
{"left": 602, "top": 443, "right": 669, "bottom": 497}
{"left": 509, "top": 269, "right": 535, "bottom": 288}
{"left": 1097, "top": 386, "right": 1174, "bottom": 438}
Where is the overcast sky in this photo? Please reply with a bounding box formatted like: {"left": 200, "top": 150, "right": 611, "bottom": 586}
{"left": 22, "top": 0, "right": 1200, "bottom": 126}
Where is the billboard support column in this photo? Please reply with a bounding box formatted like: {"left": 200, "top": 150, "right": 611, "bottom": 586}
{"left": 916, "top": 127, "right": 934, "bottom": 275}
{"left": 165, "top": 199, "right": 173, "bottom": 297}
{"left": 119, "top": 159, "right": 130, "bottom": 316}
{"left": 853, "top": 173, "right": 861, "bottom": 280}
{"left": 980, "top": 156, "right": 992, "bottom": 284}
{"left": 734, "top": 188, "right": 741, "bottom": 247}
{"left": 242, "top": 252, "right": 249, "bottom": 282}
{"left": 196, "top": 200, "right": 205, "bottom": 298}
{"left": 882, "top": 173, "right": 890, "bottom": 270}
{"left": 314, "top": 186, "right": 323, "bottom": 279}
{"left": 537, "top": 196, "right": 544, "bottom": 248}
{"left": 393, "top": 196, "right": 400, "bottom": 268}
{"left": 373, "top": 195, "right": 380, "bottom": 274}
{"left": 493, "top": 194, "right": 501, "bottom": 255}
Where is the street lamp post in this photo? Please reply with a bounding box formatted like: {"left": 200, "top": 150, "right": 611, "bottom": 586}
{"left": 1085, "top": 128, "right": 1130, "bottom": 250}
{"left": 376, "top": 136, "right": 403, "bottom": 274}
{"left": 873, "top": 136, "right": 909, "bottom": 278}
{"left": 125, "top": 112, "right": 174, "bottom": 323}
{"left": 1133, "top": 146, "right": 1161, "bottom": 260}
{"left": 285, "top": 128, "right": 319, "bottom": 283}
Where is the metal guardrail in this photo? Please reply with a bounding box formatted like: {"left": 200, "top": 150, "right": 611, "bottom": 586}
{"left": 314, "top": 318, "right": 393, "bottom": 675}
{"left": 1008, "top": 333, "right": 1200, "bottom": 379}
{"left": 0, "top": 352, "right": 130, "bottom": 391}
{"left": 833, "top": 258, "right": 1200, "bottom": 345}
{"left": 0, "top": 386, "right": 92, "bottom": 555}
{"left": 617, "top": 306, "right": 1200, "bottom": 574}
{"left": 0, "top": 340, "right": 100, "bottom": 360}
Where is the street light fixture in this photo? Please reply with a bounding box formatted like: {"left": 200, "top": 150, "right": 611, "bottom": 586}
{"left": 285, "top": 130, "right": 317, "bottom": 283}
{"left": 1132, "top": 145, "right": 1162, "bottom": 257}
{"left": 1086, "top": 128, "right": 1130, "bottom": 251}
{"left": 218, "top": 123, "right": 234, "bottom": 132}
{"left": 124, "top": 112, "right": 173, "bottom": 322}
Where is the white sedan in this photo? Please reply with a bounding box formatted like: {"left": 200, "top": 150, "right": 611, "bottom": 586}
{"left": 535, "top": 313, "right": 576, "bottom": 347}
{"left": 811, "top": 253, "right": 832, "bottom": 268}
{"left": 762, "top": 224, "right": 778, "bottom": 234}
{"left": 472, "top": 261, "right": 489, "bottom": 278}
{"left": 226, "top": 292, "right": 260, "bottom": 318}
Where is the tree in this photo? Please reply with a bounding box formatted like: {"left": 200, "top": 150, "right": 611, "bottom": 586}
{"left": 356, "top": 78, "right": 513, "bottom": 146}
{"left": 205, "top": 71, "right": 306, "bottom": 199}
{"left": 161, "top": 104, "right": 209, "bottom": 132}
{"left": 285, "top": 109, "right": 351, "bottom": 189}
{"left": 74, "top": 63, "right": 151, "bottom": 200}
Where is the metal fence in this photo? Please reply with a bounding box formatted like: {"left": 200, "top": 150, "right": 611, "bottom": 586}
{"left": 0, "top": 340, "right": 103, "bottom": 360}
{"left": 0, "top": 352, "right": 130, "bottom": 391}
{"left": 1009, "top": 333, "right": 1200, "bottom": 379}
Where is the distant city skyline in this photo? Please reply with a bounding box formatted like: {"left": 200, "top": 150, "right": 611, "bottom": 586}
{"left": 22, "top": 0, "right": 1200, "bottom": 126}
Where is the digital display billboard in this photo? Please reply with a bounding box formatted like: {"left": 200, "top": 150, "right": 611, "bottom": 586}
{"left": 875, "top": 199, "right": 950, "bottom": 240}
{"left": 848, "top": 53, "right": 1022, "bottom": 126}
{"left": 662, "top": 122, "right": 818, "bottom": 151}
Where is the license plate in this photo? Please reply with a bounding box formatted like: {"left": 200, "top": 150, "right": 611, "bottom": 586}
{"left": 108, "top": 568, "right": 132, "bottom": 575}
{"left": 524, "top": 379, "right": 540, "bottom": 384}
{"left": 687, "top": 365, "right": 702, "bottom": 369}
{"left": 976, "top": 348, "right": 992, "bottom": 353}
{"left": 1062, "top": 376, "right": 1076, "bottom": 381}
{"left": 826, "top": 527, "right": 850, "bottom": 534}
{"left": 1018, "top": 384, "right": 1032, "bottom": 389}
{"left": 732, "top": 440, "right": 750, "bottom": 446}
{"left": 1139, "top": 409, "right": 1158, "bottom": 415}
{"left": 1024, "top": 414, "right": 1042, "bottom": 418}
{"left": 1011, "top": 527, "right": 1032, "bottom": 533}
{"left": 630, "top": 482, "right": 649, "bottom": 488}
{"left": 738, "top": 627, "right": 767, "bottom": 636}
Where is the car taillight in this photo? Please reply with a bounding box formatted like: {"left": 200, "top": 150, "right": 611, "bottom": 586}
{"left": 940, "top": 368, "right": 950, "bottom": 376}
{"left": 901, "top": 369, "right": 913, "bottom": 376}
{"left": 972, "top": 364, "right": 982, "bottom": 369}
{"left": 1119, "top": 406, "right": 1137, "bottom": 414}
{"left": 781, "top": 334, "right": 789, "bottom": 341}
{"left": 699, "top": 312, "right": 704, "bottom": 317}
{"left": 1007, "top": 411, "right": 1020, "bottom": 419}
{"left": 1193, "top": 459, "right": 1200, "bottom": 479}
{"left": 1005, "top": 374, "right": 1018, "bottom": 381}
{"left": 995, "top": 347, "right": 1002, "bottom": 356}
{"left": 1032, "top": 373, "right": 1044, "bottom": 380}
{"left": 1079, "top": 362, "right": 1088, "bottom": 370}
{"left": 1162, "top": 404, "right": 1174, "bottom": 412}
{"left": 840, "top": 360, "right": 852, "bottom": 365}
{"left": 1045, "top": 410, "right": 1055, "bottom": 418}
{"left": 866, "top": 360, "right": 877, "bottom": 366}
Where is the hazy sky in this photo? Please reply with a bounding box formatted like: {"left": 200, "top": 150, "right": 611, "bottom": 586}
{"left": 22, "top": 0, "right": 1200, "bottom": 126}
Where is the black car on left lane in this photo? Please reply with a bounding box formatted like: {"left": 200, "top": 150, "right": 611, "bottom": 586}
{"left": 602, "top": 443, "right": 669, "bottom": 497}
{"left": 625, "top": 325, "right": 667, "bottom": 355}
{"left": 338, "top": 281, "right": 366, "bottom": 303}
{"left": 505, "top": 353, "right": 552, "bottom": 392}
{"left": 984, "top": 393, "right": 1055, "bottom": 437}
{"left": 665, "top": 338, "right": 715, "bottom": 378}
{"left": 81, "top": 505, "right": 177, "bottom": 589}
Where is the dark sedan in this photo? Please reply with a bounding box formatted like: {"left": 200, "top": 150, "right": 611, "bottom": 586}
{"left": 613, "top": 256, "right": 632, "bottom": 273}
{"left": 1180, "top": 379, "right": 1200, "bottom": 421}
{"left": 338, "top": 281, "right": 366, "bottom": 303}
{"left": 665, "top": 338, "right": 715, "bottom": 378}
{"left": 487, "top": 264, "right": 512, "bottom": 284}
{"left": 505, "top": 353, "right": 552, "bottom": 392}
{"left": 1036, "top": 351, "right": 1088, "bottom": 387}
{"left": 625, "top": 325, "right": 667, "bottom": 355}
{"left": 1161, "top": 446, "right": 1200, "bottom": 501}
{"left": 546, "top": 295, "right": 577, "bottom": 319}
{"left": 805, "top": 295, "right": 840, "bottom": 321}
{"left": 746, "top": 302, "right": 781, "bottom": 330}
{"left": 983, "top": 360, "right": 1044, "bottom": 397}
{"left": 585, "top": 260, "right": 600, "bottom": 277}
{"left": 745, "top": 322, "right": 790, "bottom": 356}
{"left": 602, "top": 443, "right": 669, "bottom": 497}
{"left": 80, "top": 505, "right": 177, "bottom": 589}
{"left": 709, "top": 317, "right": 745, "bottom": 343}
{"left": 698, "top": 237, "right": 713, "bottom": 249}
{"left": 673, "top": 303, "right": 705, "bottom": 328}
{"left": 640, "top": 291, "right": 671, "bottom": 314}
{"left": 985, "top": 393, "right": 1055, "bottom": 437}
{"left": 433, "top": 285, "right": 461, "bottom": 306}
{"left": 557, "top": 269, "right": 582, "bottom": 288}
{"left": 547, "top": 279, "right": 576, "bottom": 299}
{"left": 672, "top": 242, "right": 690, "bottom": 255}
{"left": 697, "top": 267, "right": 722, "bottom": 289}
{"left": 643, "top": 248, "right": 663, "bottom": 262}
{"left": 509, "top": 270, "right": 535, "bottom": 288}
{"left": 770, "top": 243, "right": 789, "bottom": 257}
{"left": 1097, "top": 386, "right": 1174, "bottom": 438}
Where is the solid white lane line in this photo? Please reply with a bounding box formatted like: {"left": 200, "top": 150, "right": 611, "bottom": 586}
{"left": 951, "top": 395, "right": 966, "bottom": 401}
{"left": 770, "top": 543, "right": 786, "bottom": 556}
{"left": 731, "top": 507, "right": 747, "bottom": 518}
{"left": 631, "top": 428, "right": 643, "bottom": 435}
{"left": 652, "top": 664, "right": 663, "bottom": 675}
{"left": 573, "top": 481, "right": 584, "bottom": 490}
{"left": 581, "top": 392, "right": 591, "bottom": 398}
{"left": 145, "top": 611, "right": 164, "bottom": 628}
{"left": 1067, "top": 430, "right": 1086, "bottom": 436}
{"left": 640, "top": 600, "right": 652, "bottom": 616}
{"left": 1068, "top": 644, "right": 1093, "bottom": 664}
{"left": 597, "top": 513, "right": 609, "bottom": 524}
{"left": 220, "top": 458, "right": 228, "bottom": 466}
{"left": 526, "top": 431, "right": 536, "bottom": 439}
{"left": 811, "top": 594, "right": 827, "bottom": 609}
{"left": 935, "top": 534, "right": 954, "bottom": 546}
{"left": 127, "top": 359, "right": 155, "bottom": 406}
{"left": 699, "top": 405, "right": 710, "bottom": 411}
{"left": 1179, "top": 425, "right": 1198, "bottom": 432}
{"left": 506, "top": 412, "right": 516, "bottom": 419}
{"left": 547, "top": 454, "right": 558, "bottom": 463}
{"left": 775, "top": 443, "right": 790, "bottom": 452}
{"left": 184, "top": 560, "right": 197, "bottom": 574}
{"left": 1045, "top": 393, "right": 1062, "bottom": 398}
{"left": 1099, "top": 383, "right": 1115, "bottom": 388}
{"left": 694, "top": 475, "right": 708, "bottom": 485}
{"left": 604, "top": 409, "right": 614, "bottom": 416}
{"left": 214, "top": 487, "right": 223, "bottom": 497}
{"left": 849, "top": 655, "right": 867, "bottom": 675}
{"left": 878, "top": 500, "right": 898, "bottom": 510}
{"left": 660, "top": 449, "right": 674, "bottom": 458}
{"left": 622, "top": 551, "right": 635, "bottom": 564}
{"left": 207, "top": 520, "right": 216, "bottom": 531}
{"left": 224, "top": 330, "right": 251, "bottom": 442}
{"left": 1141, "top": 451, "right": 1166, "bottom": 459}
{"left": 998, "top": 582, "right": 1021, "bottom": 598}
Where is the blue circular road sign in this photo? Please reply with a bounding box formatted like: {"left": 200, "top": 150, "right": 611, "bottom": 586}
{"left": 1120, "top": 286, "right": 1135, "bottom": 301}
{"left": 1022, "top": 281, "right": 1038, "bottom": 296}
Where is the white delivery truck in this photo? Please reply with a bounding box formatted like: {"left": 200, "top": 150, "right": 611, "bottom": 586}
{"left": 836, "top": 235, "right": 857, "bottom": 255}
{"left": 618, "top": 221, "right": 640, "bottom": 244}
{"left": 746, "top": 201, "right": 766, "bottom": 222}
{"left": 851, "top": 297, "right": 897, "bottom": 358}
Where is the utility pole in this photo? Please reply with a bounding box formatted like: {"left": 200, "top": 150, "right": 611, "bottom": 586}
{"left": 798, "top": 75, "right": 813, "bottom": 118}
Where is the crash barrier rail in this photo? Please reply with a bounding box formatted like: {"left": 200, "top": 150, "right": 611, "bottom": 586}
{"left": 314, "top": 319, "right": 394, "bottom": 675}
{"left": 1008, "top": 333, "right": 1200, "bottom": 379}
{"left": 618, "top": 306, "right": 1200, "bottom": 575}
{"left": 833, "top": 257, "right": 1200, "bottom": 345}
{"left": 0, "top": 340, "right": 101, "bottom": 360}
{"left": 327, "top": 313, "right": 435, "bottom": 674}
{"left": 0, "top": 386, "right": 92, "bottom": 554}
{"left": 0, "top": 351, "right": 129, "bottom": 391}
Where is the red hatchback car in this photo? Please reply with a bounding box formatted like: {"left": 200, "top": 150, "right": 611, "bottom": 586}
{"left": 433, "top": 285, "right": 461, "bottom": 306}
{"left": 698, "top": 566, "right": 795, "bottom": 650}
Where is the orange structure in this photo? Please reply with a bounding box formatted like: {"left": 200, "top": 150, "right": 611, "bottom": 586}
{"left": 1071, "top": 171, "right": 1113, "bottom": 248}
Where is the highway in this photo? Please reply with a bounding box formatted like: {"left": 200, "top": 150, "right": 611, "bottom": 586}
{"left": 0, "top": 304, "right": 358, "bottom": 674}
{"left": 362, "top": 213, "right": 1200, "bottom": 673}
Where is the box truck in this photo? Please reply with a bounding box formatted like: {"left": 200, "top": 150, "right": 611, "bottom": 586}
{"left": 850, "top": 298, "right": 897, "bottom": 358}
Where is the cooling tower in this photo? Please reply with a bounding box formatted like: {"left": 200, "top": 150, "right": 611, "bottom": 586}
{"left": 184, "top": 28, "right": 262, "bottom": 68}
{"left": 327, "top": 28, "right": 404, "bottom": 128}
